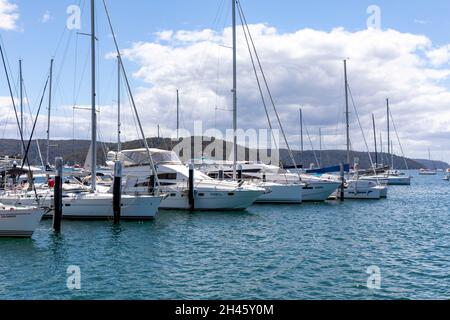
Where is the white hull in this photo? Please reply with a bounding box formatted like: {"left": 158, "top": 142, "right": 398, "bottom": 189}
{"left": 301, "top": 181, "right": 341, "bottom": 202}
{"left": 335, "top": 180, "right": 386, "bottom": 200}
{"left": 158, "top": 189, "right": 264, "bottom": 210}
{"left": 342, "top": 188, "right": 382, "bottom": 199}
{"left": 360, "top": 175, "right": 411, "bottom": 186}
{"left": 109, "top": 150, "right": 266, "bottom": 211}
{"left": 419, "top": 170, "right": 437, "bottom": 176}
{"left": 0, "top": 193, "right": 161, "bottom": 220}
{"left": 255, "top": 183, "right": 302, "bottom": 204}
{"left": 0, "top": 204, "right": 44, "bottom": 237}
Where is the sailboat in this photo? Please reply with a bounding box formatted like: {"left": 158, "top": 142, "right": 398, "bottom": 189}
{"left": 0, "top": 203, "right": 45, "bottom": 238}
{"left": 0, "top": 48, "right": 45, "bottom": 237}
{"left": 337, "top": 60, "right": 387, "bottom": 200}
{"left": 196, "top": 1, "right": 339, "bottom": 202}
{"left": 419, "top": 149, "right": 437, "bottom": 176}
{"left": 107, "top": 149, "right": 267, "bottom": 210}
{"left": 107, "top": 1, "right": 266, "bottom": 209}
{"left": 0, "top": 0, "right": 162, "bottom": 220}
{"left": 360, "top": 102, "right": 411, "bottom": 186}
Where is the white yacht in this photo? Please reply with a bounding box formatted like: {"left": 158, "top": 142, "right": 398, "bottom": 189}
{"left": 419, "top": 168, "right": 437, "bottom": 176}
{"left": 0, "top": 203, "right": 45, "bottom": 238}
{"left": 0, "top": 188, "right": 161, "bottom": 220}
{"left": 107, "top": 149, "right": 266, "bottom": 211}
{"left": 320, "top": 172, "right": 388, "bottom": 200}
{"left": 443, "top": 170, "right": 450, "bottom": 181}
{"left": 360, "top": 170, "right": 411, "bottom": 186}
{"left": 197, "top": 161, "right": 339, "bottom": 202}
{"left": 335, "top": 180, "right": 386, "bottom": 200}
{"left": 253, "top": 181, "right": 303, "bottom": 204}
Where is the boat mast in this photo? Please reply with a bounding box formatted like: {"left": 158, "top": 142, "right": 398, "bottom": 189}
{"left": 46, "top": 58, "right": 54, "bottom": 168}
{"left": 117, "top": 55, "right": 121, "bottom": 155}
{"left": 232, "top": 0, "right": 237, "bottom": 180}
{"left": 387, "top": 98, "right": 390, "bottom": 164}
{"left": 380, "top": 132, "right": 383, "bottom": 166}
{"left": 19, "top": 59, "right": 24, "bottom": 158}
{"left": 90, "top": 0, "right": 97, "bottom": 191}
{"left": 176, "top": 89, "right": 180, "bottom": 140}
{"left": 319, "top": 128, "right": 322, "bottom": 168}
{"left": 391, "top": 140, "right": 394, "bottom": 169}
{"left": 372, "top": 114, "right": 378, "bottom": 167}
{"left": 299, "top": 108, "right": 303, "bottom": 153}
{"left": 344, "top": 59, "right": 350, "bottom": 165}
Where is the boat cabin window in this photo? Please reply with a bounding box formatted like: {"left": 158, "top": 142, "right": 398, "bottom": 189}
{"left": 120, "top": 150, "right": 182, "bottom": 166}
{"left": 157, "top": 173, "right": 177, "bottom": 180}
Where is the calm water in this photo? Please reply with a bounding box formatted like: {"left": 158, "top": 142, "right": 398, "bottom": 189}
{"left": 1, "top": 172, "right": 449, "bottom": 300}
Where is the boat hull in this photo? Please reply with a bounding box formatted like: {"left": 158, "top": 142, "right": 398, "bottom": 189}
{"left": 343, "top": 188, "right": 382, "bottom": 200}
{"left": 302, "top": 182, "right": 341, "bottom": 202}
{"left": 0, "top": 193, "right": 161, "bottom": 220}
{"left": 158, "top": 189, "right": 264, "bottom": 211}
{"left": 360, "top": 175, "right": 411, "bottom": 186}
{"left": 0, "top": 206, "right": 44, "bottom": 238}
{"left": 255, "top": 183, "right": 302, "bottom": 204}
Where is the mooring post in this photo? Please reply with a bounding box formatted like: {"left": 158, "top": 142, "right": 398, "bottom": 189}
{"left": 52, "top": 157, "right": 63, "bottom": 232}
{"left": 148, "top": 174, "right": 155, "bottom": 195}
{"left": 237, "top": 164, "right": 243, "bottom": 183}
{"left": 113, "top": 161, "right": 122, "bottom": 224}
{"left": 188, "top": 164, "right": 195, "bottom": 211}
{"left": 340, "top": 163, "right": 345, "bottom": 202}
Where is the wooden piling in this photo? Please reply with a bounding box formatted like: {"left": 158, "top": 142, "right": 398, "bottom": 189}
{"left": 52, "top": 157, "right": 63, "bottom": 232}
{"left": 113, "top": 161, "right": 122, "bottom": 224}
{"left": 188, "top": 164, "right": 195, "bottom": 211}
{"left": 340, "top": 163, "right": 345, "bottom": 202}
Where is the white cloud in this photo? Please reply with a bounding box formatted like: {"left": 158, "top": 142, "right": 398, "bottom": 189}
{"left": 426, "top": 45, "right": 450, "bottom": 67}
{"left": 42, "top": 10, "right": 51, "bottom": 23}
{"left": 414, "top": 19, "right": 429, "bottom": 25}
{"left": 116, "top": 25, "right": 450, "bottom": 162}
{"left": 2, "top": 24, "right": 450, "bottom": 163}
{"left": 155, "top": 30, "right": 174, "bottom": 42}
{"left": 0, "top": 0, "right": 18, "bottom": 30}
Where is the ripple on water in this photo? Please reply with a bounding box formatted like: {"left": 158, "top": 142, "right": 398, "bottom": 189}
{"left": 0, "top": 173, "right": 449, "bottom": 299}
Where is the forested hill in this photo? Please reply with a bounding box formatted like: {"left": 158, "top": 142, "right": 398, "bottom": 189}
{"left": 0, "top": 138, "right": 447, "bottom": 170}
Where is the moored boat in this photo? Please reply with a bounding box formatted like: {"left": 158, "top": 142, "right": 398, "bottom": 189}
{"left": 0, "top": 203, "right": 45, "bottom": 238}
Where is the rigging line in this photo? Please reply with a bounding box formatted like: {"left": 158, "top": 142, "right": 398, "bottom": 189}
{"left": 347, "top": 84, "right": 378, "bottom": 177}
{"left": 73, "top": 33, "right": 79, "bottom": 106}
{"left": 54, "top": 29, "right": 75, "bottom": 95}
{"left": 0, "top": 44, "right": 39, "bottom": 199}
{"left": 304, "top": 121, "right": 320, "bottom": 168}
{"left": 74, "top": 48, "right": 91, "bottom": 106}
{"left": 334, "top": 70, "right": 345, "bottom": 150}
{"left": 123, "top": 69, "right": 143, "bottom": 147}
{"left": 22, "top": 76, "right": 49, "bottom": 168}
{"left": 238, "top": 6, "right": 287, "bottom": 178}
{"left": 51, "top": 0, "right": 84, "bottom": 59}
{"left": 238, "top": 8, "right": 276, "bottom": 140}
{"left": 20, "top": 76, "right": 50, "bottom": 172}
{"left": 389, "top": 109, "right": 409, "bottom": 170}
{"left": 237, "top": 1, "right": 297, "bottom": 169}
{"left": 0, "top": 108, "right": 12, "bottom": 139}
{"left": 102, "top": 0, "right": 160, "bottom": 189}
{"left": 0, "top": 35, "right": 19, "bottom": 98}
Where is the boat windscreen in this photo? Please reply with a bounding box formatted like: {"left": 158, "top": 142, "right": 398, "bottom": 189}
{"left": 121, "top": 150, "right": 182, "bottom": 166}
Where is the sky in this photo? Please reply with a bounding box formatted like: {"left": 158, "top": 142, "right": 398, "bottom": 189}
{"left": 0, "top": 0, "right": 450, "bottom": 163}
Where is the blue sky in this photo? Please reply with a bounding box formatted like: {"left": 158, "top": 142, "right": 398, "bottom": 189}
{"left": 2, "top": 0, "right": 449, "bottom": 103}
{"left": 1, "top": 0, "right": 450, "bottom": 162}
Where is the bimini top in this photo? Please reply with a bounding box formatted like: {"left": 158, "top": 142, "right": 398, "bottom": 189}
{"left": 112, "top": 149, "right": 183, "bottom": 166}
